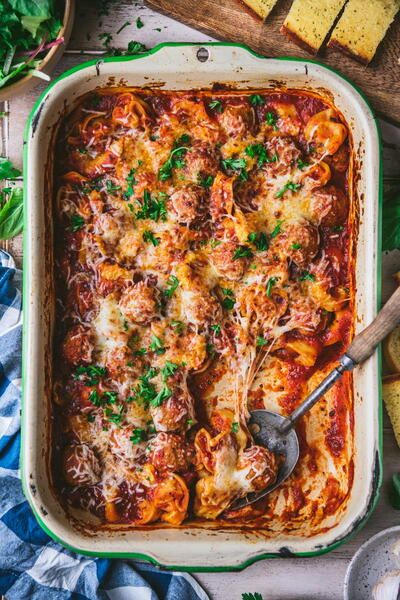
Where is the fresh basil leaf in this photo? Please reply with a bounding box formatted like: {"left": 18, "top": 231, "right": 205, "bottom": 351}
{"left": 0, "top": 187, "right": 23, "bottom": 240}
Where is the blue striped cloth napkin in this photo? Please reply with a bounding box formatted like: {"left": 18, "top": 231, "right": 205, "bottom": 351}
{"left": 0, "top": 250, "right": 208, "bottom": 600}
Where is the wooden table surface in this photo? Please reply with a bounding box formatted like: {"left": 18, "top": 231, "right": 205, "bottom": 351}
{"left": 1, "top": 2, "right": 399, "bottom": 598}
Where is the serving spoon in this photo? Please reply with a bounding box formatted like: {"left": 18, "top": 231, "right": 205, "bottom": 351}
{"left": 231, "top": 283, "right": 400, "bottom": 511}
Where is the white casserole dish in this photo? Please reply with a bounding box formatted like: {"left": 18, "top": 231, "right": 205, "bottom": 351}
{"left": 21, "top": 43, "right": 382, "bottom": 570}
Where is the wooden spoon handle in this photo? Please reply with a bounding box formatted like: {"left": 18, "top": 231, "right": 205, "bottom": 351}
{"left": 346, "top": 285, "right": 400, "bottom": 364}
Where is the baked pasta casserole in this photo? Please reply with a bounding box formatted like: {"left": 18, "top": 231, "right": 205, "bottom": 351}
{"left": 53, "top": 88, "right": 354, "bottom": 532}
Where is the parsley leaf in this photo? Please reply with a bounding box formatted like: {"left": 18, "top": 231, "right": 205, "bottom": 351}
{"left": 126, "top": 40, "right": 147, "bottom": 55}
{"left": 161, "top": 361, "right": 179, "bottom": 379}
{"left": 69, "top": 213, "right": 84, "bottom": 232}
{"left": 248, "top": 231, "right": 269, "bottom": 251}
{"left": 266, "top": 276, "right": 278, "bottom": 297}
{"left": 256, "top": 336, "right": 268, "bottom": 347}
{"left": 299, "top": 271, "right": 316, "bottom": 282}
{"left": 291, "top": 242, "right": 302, "bottom": 250}
{"left": 74, "top": 365, "right": 107, "bottom": 386}
{"left": 249, "top": 94, "right": 265, "bottom": 106}
{"left": 221, "top": 288, "right": 235, "bottom": 310}
{"left": 208, "top": 99, "right": 223, "bottom": 113}
{"left": 171, "top": 319, "right": 185, "bottom": 333}
{"left": 275, "top": 181, "right": 301, "bottom": 198}
{"left": 164, "top": 275, "right": 179, "bottom": 298}
{"left": 150, "top": 335, "right": 165, "bottom": 355}
{"left": 211, "top": 324, "right": 221, "bottom": 335}
{"left": 106, "top": 180, "right": 121, "bottom": 193}
{"left": 265, "top": 111, "right": 278, "bottom": 129}
{"left": 130, "top": 428, "right": 146, "bottom": 444}
{"left": 116, "top": 21, "right": 130, "bottom": 34}
{"left": 198, "top": 174, "right": 214, "bottom": 188}
{"left": 150, "top": 385, "right": 172, "bottom": 408}
{"left": 158, "top": 138, "right": 191, "bottom": 181}
{"left": 231, "top": 421, "right": 239, "bottom": 433}
{"left": 221, "top": 157, "right": 248, "bottom": 181}
{"left": 136, "top": 190, "right": 167, "bottom": 221}
{"left": 136, "top": 17, "right": 144, "bottom": 29}
{"left": 270, "top": 220, "right": 283, "bottom": 238}
{"left": 245, "top": 144, "right": 277, "bottom": 168}
{"left": 142, "top": 230, "right": 160, "bottom": 246}
{"left": 242, "top": 593, "right": 263, "bottom": 600}
{"left": 232, "top": 244, "right": 253, "bottom": 260}
{"left": 297, "top": 158, "right": 309, "bottom": 170}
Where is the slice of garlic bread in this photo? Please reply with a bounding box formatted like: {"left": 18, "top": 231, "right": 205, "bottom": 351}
{"left": 241, "top": 0, "right": 279, "bottom": 19}
{"left": 280, "top": 0, "right": 346, "bottom": 53}
{"left": 383, "top": 374, "right": 400, "bottom": 447}
{"left": 384, "top": 325, "right": 400, "bottom": 373}
{"left": 328, "top": 0, "right": 400, "bottom": 63}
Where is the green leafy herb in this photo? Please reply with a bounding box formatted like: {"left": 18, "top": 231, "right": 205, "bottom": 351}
{"left": 242, "top": 593, "right": 263, "bottom": 600}
{"left": 74, "top": 365, "right": 107, "bottom": 386}
{"left": 158, "top": 137, "right": 191, "bottom": 181}
{"left": 232, "top": 244, "right": 253, "bottom": 261}
{"left": 211, "top": 324, "right": 221, "bottom": 335}
{"left": 297, "top": 158, "right": 309, "bottom": 170}
{"left": 248, "top": 231, "right": 269, "bottom": 251}
{"left": 299, "top": 271, "right": 316, "bottom": 282}
{"left": 221, "top": 288, "right": 235, "bottom": 310}
{"left": 332, "top": 225, "right": 344, "bottom": 232}
{"left": 210, "top": 238, "right": 221, "bottom": 249}
{"left": 106, "top": 180, "right": 121, "bottom": 193}
{"left": 171, "top": 320, "right": 185, "bottom": 333}
{"left": 99, "top": 32, "right": 113, "bottom": 49}
{"left": 123, "top": 167, "right": 137, "bottom": 199}
{"left": 150, "top": 385, "right": 172, "bottom": 408}
{"left": 126, "top": 40, "right": 147, "bottom": 55}
{"left": 136, "top": 17, "right": 144, "bottom": 29}
{"left": 208, "top": 99, "right": 223, "bottom": 113}
{"left": 275, "top": 181, "right": 301, "bottom": 198}
{"left": 0, "top": 187, "right": 23, "bottom": 240}
{"left": 150, "top": 335, "right": 165, "bottom": 355}
{"left": 291, "top": 242, "right": 302, "bottom": 250}
{"left": 249, "top": 94, "right": 265, "bottom": 106}
{"left": 270, "top": 220, "right": 283, "bottom": 238}
{"left": 198, "top": 174, "right": 214, "bottom": 188}
{"left": 0, "top": 158, "right": 21, "bottom": 180}
{"left": 221, "top": 157, "right": 248, "bottom": 181}
{"left": 87, "top": 413, "right": 96, "bottom": 423}
{"left": 266, "top": 276, "right": 278, "bottom": 296}
{"left": 161, "top": 361, "right": 179, "bottom": 379}
{"left": 70, "top": 214, "right": 85, "bottom": 232}
{"left": 265, "top": 111, "right": 278, "bottom": 129}
{"left": 231, "top": 421, "right": 239, "bottom": 433}
{"left": 0, "top": 1, "right": 62, "bottom": 90}
{"left": 142, "top": 230, "right": 160, "bottom": 246}
{"left": 136, "top": 189, "right": 167, "bottom": 222}
{"left": 116, "top": 21, "right": 130, "bottom": 34}
{"left": 256, "top": 336, "right": 268, "bottom": 347}
{"left": 245, "top": 143, "right": 277, "bottom": 168}
{"left": 105, "top": 405, "right": 124, "bottom": 425}
{"left": 130, "top": 428, "right": 146, "bottom": 444}
{"left": 164, "top": 275, "right": 179, "bottom": 298}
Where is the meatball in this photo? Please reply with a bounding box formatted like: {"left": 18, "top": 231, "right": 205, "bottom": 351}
{"left": 151, "top": 385, "right": 195, "bottom": 433}
{"left": 183, "top": 141, "right": 219, "bottom": 184}
{"left": 62, "top": 324, "right": 93, "bottom": 366}
{"left": 181, "top": 288, "right": 222, "bottom": 327}
{"left": 263, "top": 137, "right": 301, "bottom": 178}
{"left": 109, "top": 427, "right": 147, "bottom": 463}
{"left": 119, "top": 281, "right": 159, "bottom": 324}
{"left": 93, "top": 212, "right": 121, "bottom": 246}
{"left": 271, "top": 219, "right": 319, "bottom": 267}
{"left": 62, "top": 443, "right": 102, "bottom": 486}
{"left": 217, "top": 103, "right": 255, "bottom": 138}
{"left": 148, "top": 432, "right": 193, "bottom": 472}
{"left": 310, "top": 185, "right": 349, "bottom": 226}
{"left": 169, "top": 185, "right": 207, "bottom": 225}
{"left": 209, "top": 240, "right": 248, "bottom": 281}
{"left": 237, "top": 445, "right": 277, "bottom": 492}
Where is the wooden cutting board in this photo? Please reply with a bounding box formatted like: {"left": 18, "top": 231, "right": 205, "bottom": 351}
{"left": 145, "top": 0, "right": 400, "bottom": 123}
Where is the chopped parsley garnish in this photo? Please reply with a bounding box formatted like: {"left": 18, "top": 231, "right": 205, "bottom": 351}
{"left": 171, "top": 320, "right": 185, "bottom": 333}
{"left": 70, "top": 214, "right": 85, "bottom": 232}
{"left": 133, "top": 347, "right": 147, "bottom": 356}
{"left": 116, "top": 21, "right": 130, "bottom": 34}
{"left": 130, "top": 428, "right": 146, "bottom": 444}
{"left": 231, "top": 421, "right": 239, "bottom": 433}
{"left": 136, "top": 17, "right": 144, "bottom": 29}
{"left": 211, "top": 324, "right": 221, "bottom": 335}
{"left": 208, "top": 99, "right": 223, "bottom": 113}
{"left": 291, "top": 242, "right": 302, "bottom": 249}
{"left": 161, "top": 361, "right": 179, "bottom": 379}
{"left": 270, "top": 220, "right": 283, "bottom": 238}
{"left": 158, "top": 137, "right": 191, "bottom": 180}
{"left": 232, "top": 244, "right": 253, "bottom": 261}
{"left": 245, "top": 143, "right": 277, "bottom": 168}
{"left": 123, "top": 167, "right": 137, "bottom": 199}
{"left": 136, "top": 190, "right": 167, "bottom": 221}
{"left": 248, "top": 231, "right": 269, "bottom": 251}
{"left": 198, "top": 174, "right": 214, "bottom": 188}
{"left": 297, "top": 158, "right": 309, "bottom": 170}
{"left": 242, "top": 593, "right": 263, "bottom": 600}
{"left": 265, "top": 111, "right": 278, "bottom": 129}
{"left": 74, "top": 365, "right": 106, "bottom": 386}
{"left": 206, "top": 343, "right": 216, "bottom": 357}
{"left": 87, "top": 413, "right": 96, "bottom": 423}
{"left": 99, "top": 31, "right": 113, "bottom": 49}
{"left": 164, "top": 275, "right": 179, "bottom": 298}
{"left": 332, "top": 225, "right": 344, "bottom": 232}
{"left": 142, "top": 230, "right": 160, "bottom": 246}
{"left": 89, "top": 389, "right": 117, "bottom": 407}
{"left": 221, "top": 288, "right": 235, "bottom": 310}
{"left": 105, "top": 405, "right": 124, "bottom": 425}
{"left": 127, "top": 41, "right": 147, "bottom": 55}
{"left": 299, "top": 271, "right": 316, "bottom": 282}
{"left": 275, "top": 181, "right": 301, "bottom": 198}
{"left": 221, "top": 157, "right": 248, "bottom": 181}
{"left": 106, "top": 180, "right": 121, "bottom": 193}
{"left": 256, "top": 336, "right": 269, "bottom": 347}
{"left": 249, "top": 94, "right": 265, "bottom": 106}
{"left": 210, "top": 238, "right": 221, "bottom": 249}
{"left": 266, "top": 276, "right": 278, "bottom": 297}
{"left": 187, "top": 418, "right": 194, "bottom": 427}
{"left": 149, "top": 335, "right": 165, "bottom": 355}
{"left": 150, "top": 386, "right": 172, "bottom": 408}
